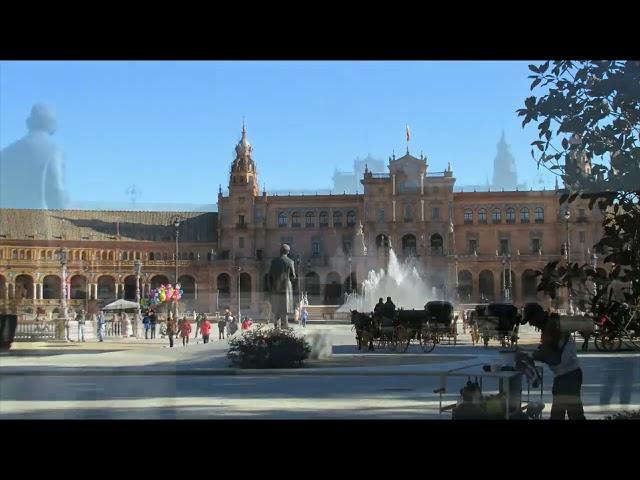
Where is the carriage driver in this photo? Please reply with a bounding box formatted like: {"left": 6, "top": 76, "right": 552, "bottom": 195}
{"left": 382, "top": 297, "right": 396, "bottom": 320}
{"left": 373, "top": 298, "right": 384, "bottom": 325}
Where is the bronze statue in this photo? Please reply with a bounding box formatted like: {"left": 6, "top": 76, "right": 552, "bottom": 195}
{"left": 266, "top": 244, "right": 296, "bottom": 329}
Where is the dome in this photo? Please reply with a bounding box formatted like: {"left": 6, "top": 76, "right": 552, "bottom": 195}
{"left": 234, "top": 123, "right": 252, "bottom": 158}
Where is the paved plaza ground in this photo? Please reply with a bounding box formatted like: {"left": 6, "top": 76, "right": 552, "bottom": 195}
{"left": 1, "top": 324, "right": 638, "bottom": 419}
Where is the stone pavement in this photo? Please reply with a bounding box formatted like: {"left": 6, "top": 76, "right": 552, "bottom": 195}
{"left": 1, "top": 323, "right": 638, "bottom": 419}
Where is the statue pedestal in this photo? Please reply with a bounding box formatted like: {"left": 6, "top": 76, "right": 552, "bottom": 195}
{"left": 304, "top": 333, "right": 332, "bottom": 359}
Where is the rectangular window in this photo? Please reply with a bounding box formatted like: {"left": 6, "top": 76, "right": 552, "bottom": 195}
{"left": 343, "top": 241, "right": 353, "bottom": 255}
{"left": 312, "top": 241, "right": 321, "bottom": 255}
{"left": 468, "top": 239, "right": 478, "bottom": 255}
{"left": 238, "top": 215, "right": 245, "bottom": 226}
{"left": 377, "top": 209, "right": 385, "bottom": 223}
{"left": 239, "top": 237, "right": 244, "bottom": 248}
{"left": 432, "top": 208, "right": 440, "bottom": 220}
{"left": 256, "top": 249, "right": 263, "bottom": 260}
{"left": 500, "top": 239, "right": 509, "bottom": 255}
{"left": 532, "top": 238, "right": 541, "bottom": 253}
{"left": 579, "top": 231, "right": 585, "bottom": 243}
{"left": 464, "top": 210, "right": 473, "bottom": 224}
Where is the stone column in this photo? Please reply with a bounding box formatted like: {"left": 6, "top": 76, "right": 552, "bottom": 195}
{"left": 9, "top": 283, "right": 15, "bottom": 300}
{"left": 421, "top": 199, "right": 425, "bottom": 222}
{"left": 194, "top": 282, "right": 198, "bottom": 300}
{"left": 4, "top": 284, "right": 10, "bottom": 301}
{"left": 392, "top": 200, "right": 396, "bottom": 222}
{"left": 33, "top": 285, "right": 37, "bottom": 301}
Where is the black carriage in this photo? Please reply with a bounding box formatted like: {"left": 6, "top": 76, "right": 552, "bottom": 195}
{"left": 475, "top": 303, "right": 521, "bottom": 348}
{"left": 420, "top": 301, "right": 457, "bottom": 352}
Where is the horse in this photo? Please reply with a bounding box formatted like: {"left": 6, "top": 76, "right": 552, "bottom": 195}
{"left": 350, "top": 310, "right": 376, "bottom": 351}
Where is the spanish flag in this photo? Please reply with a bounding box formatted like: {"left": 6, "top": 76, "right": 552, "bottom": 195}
{"left": 406, "top": 125, "right": 410, "bottom": 142}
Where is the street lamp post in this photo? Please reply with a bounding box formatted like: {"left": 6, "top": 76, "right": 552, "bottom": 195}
{"left": 134, "top": 260, "right": 142, "bottom": 336}
{"left": 348, "top": 256, "right": 352, "bottom": 295}
{"left": 235, "top": 265, "right": 242, "bottom": 321}
{"left": 173, "top": 217, "right": 181, "bottom": 285}
{"left": 58, "top": 249, "right": 70, "bottom": 341}
{"left": 564, "top": 209, "right": 572, "bottom": 313}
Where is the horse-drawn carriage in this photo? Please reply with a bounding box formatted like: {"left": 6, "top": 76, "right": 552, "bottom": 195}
{"left": 350, "top": 301, "right": 457, "bottom": 353}
{"left": 474, "top": 303, "right": 521, "bottom": 348}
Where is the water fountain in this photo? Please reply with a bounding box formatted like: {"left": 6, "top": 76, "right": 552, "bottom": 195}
{"left": 338, "top": 248, "right": 435, "bottom": 313}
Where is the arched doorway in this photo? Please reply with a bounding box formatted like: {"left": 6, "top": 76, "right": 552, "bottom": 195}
{"left": 305, "top": 271, "right": 320, "bottom": 304}
{"left": 14, "top": 274, "right": 34, "bottom": 300}
{"left": 343, "top": 272, "right": 358, "bottom": 295}
{"left": 217, "top": 273, "right": 231, "bottom": 310}
{"left": 240, "top": 273, "right": 252, "bottom": 310}
{"left": 458, "top": 270, "right": 473, "bottom": 303}
{"left": 430, "top": 234, "right": 444, "bottom": 255}
{"left": 402, "top": 234, "right": 417, "bottom": 257}
{"left": 522, "top": 270, "right": 539, "bottom": 302}
{"left": 479, "top": 270, "right": 494, "bottom": 302}
{"left": 178, "top": 275, "right": 196, "bottom": 300}
{"left": 70, "top": 275, "right": 88, "bottom": 300}
{"left": 376, "top": 234, "right": 390, "bottom": 249}
{"left": 123, "top": 275, "right": 138, "bottom": 301}
{"left": 150, "top": 275, "right": 170, "bottom": 290}
{"left": 97, "top": 276, "right": 116, "bottom": 303}
{"left": 42, "top": 275, "right": 61, "bottom": 299}
{"left": 325, "top": 272, "right": 342, "bottom": 304}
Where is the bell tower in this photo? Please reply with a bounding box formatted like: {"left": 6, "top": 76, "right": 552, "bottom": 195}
{"left": 229, "top": 122, "right": 259, "bottom": 197}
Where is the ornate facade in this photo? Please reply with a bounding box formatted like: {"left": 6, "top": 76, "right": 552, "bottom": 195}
{"left": 0, "top": 126, "right": 603, "bottom": 317}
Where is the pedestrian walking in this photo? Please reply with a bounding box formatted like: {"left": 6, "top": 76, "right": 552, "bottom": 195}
{"left": 96, "top": 312, "right": 106, "bottom": 342}
{"left": 149, "top": 309, "right": 157, "bottom": 339}
{"left": 200, "top": 315, "right": 211, "bottom": 344}
{"left": 142, "top": 311, "right": 151, "bottom": 339}
{"left": 300, "top": 306, "right": 308, "bottom": 328}
{"left": 193, "top": 312, "right": 202, "bottom": 339}
{"left": 180, "top": 315, "right": 192, "bottom": 346}
{"left": 166, "top": 316, "right": 177, "bottom": 348}
{"left": 218, "top": 316, "right": 226, "bottom": 340}
{"left": 76, "top": 309, "right": 86, "bottom": 342}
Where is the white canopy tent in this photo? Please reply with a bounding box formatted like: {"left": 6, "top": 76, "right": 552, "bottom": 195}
{"left": 101, "top": 299, "right": 140, "bottom": 311}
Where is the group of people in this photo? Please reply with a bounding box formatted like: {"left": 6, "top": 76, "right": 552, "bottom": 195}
{"left": 373, "top": 297, "right": 396, "bottom": 324}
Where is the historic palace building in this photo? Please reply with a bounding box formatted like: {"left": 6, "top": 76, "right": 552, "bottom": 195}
{"left": 0, "top": 126, "right": 603, "bottom": 317}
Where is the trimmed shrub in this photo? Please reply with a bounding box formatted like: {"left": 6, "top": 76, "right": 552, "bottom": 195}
{"left": 227, "top": 326, "right": 311, "bottom": 369}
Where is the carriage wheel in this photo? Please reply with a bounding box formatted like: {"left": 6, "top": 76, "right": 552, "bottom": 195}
{"left": 601, "top": 335, "right": 622, "bottom": 351}
{"left": 420, "top": 333, "right": 436, "bottom": 353}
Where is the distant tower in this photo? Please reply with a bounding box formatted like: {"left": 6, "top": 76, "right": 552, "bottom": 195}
{"left": 564, "top": 133, "right": 592, "bottom": 187}
{"left": 492, "top": 130, "right": 518, "bottom": 190}
{"left": 229, "top": 122, "right": 259, "bottom": 197}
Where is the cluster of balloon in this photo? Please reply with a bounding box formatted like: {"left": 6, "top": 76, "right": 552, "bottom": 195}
{"left": 147, "top": 284, "right": 183, "bottom": 305}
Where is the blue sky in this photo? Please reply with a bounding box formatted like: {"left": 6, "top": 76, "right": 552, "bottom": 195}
{"left": 0, "top": 61, "right": 554, "bottom": 209}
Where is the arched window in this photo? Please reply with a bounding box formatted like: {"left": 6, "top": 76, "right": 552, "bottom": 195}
{"left": 291, "top": 212, "right": 301, "bottom": 228}
{"left": 305, "top": 212, "right": 315, "bottom": 228}
{"left": 81, "top": 251, "right": 87, "bottom": 261}
{"left": 40, "top": 250, "right": 46, "bottom": 260}
{"left": 188, "top": 252, "right": 195, "bottom": 261}
{"left": 478, "top": 208, "right": 487, "bottom": 223}
{"left": 430, "top": 234, "right": 444, "bottom": 255}
{"left": 464, "top": 208, "right": 473, "bottom": 223}
{"left": 492, "top": 208, "right": 501, "bottom": 223}
{"left": 506, "top": 208, "right": 515, "bottom": 223}
{"left": 333, "top": 211, "right": 343, "bottom": 227}
{"left": 347, "top": 210, "right": 356, "bottom": 226}
{"left": 535, "top": 207, "right": 544, "bottom": 223}
{"left": 122, "top": 251, "right": 129, "bottom": 261}
{"left": 520, "top": 207, "right": 530, "bottom": 223}
{"left": 319, "top": 211, "right": 329, "bottom": 227}
{"left": 278, "top": 212, "right": 288, "bottom": 228}
{"left": 149, "top": 252, "right": 155, "bottom": 261}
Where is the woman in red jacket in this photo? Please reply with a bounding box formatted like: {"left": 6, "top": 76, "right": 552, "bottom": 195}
{"left": 200, "top": 316, "right": 212, "bottom": 344}
{"left": 179, "top": 316, "right": 192, "bottom": 347}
